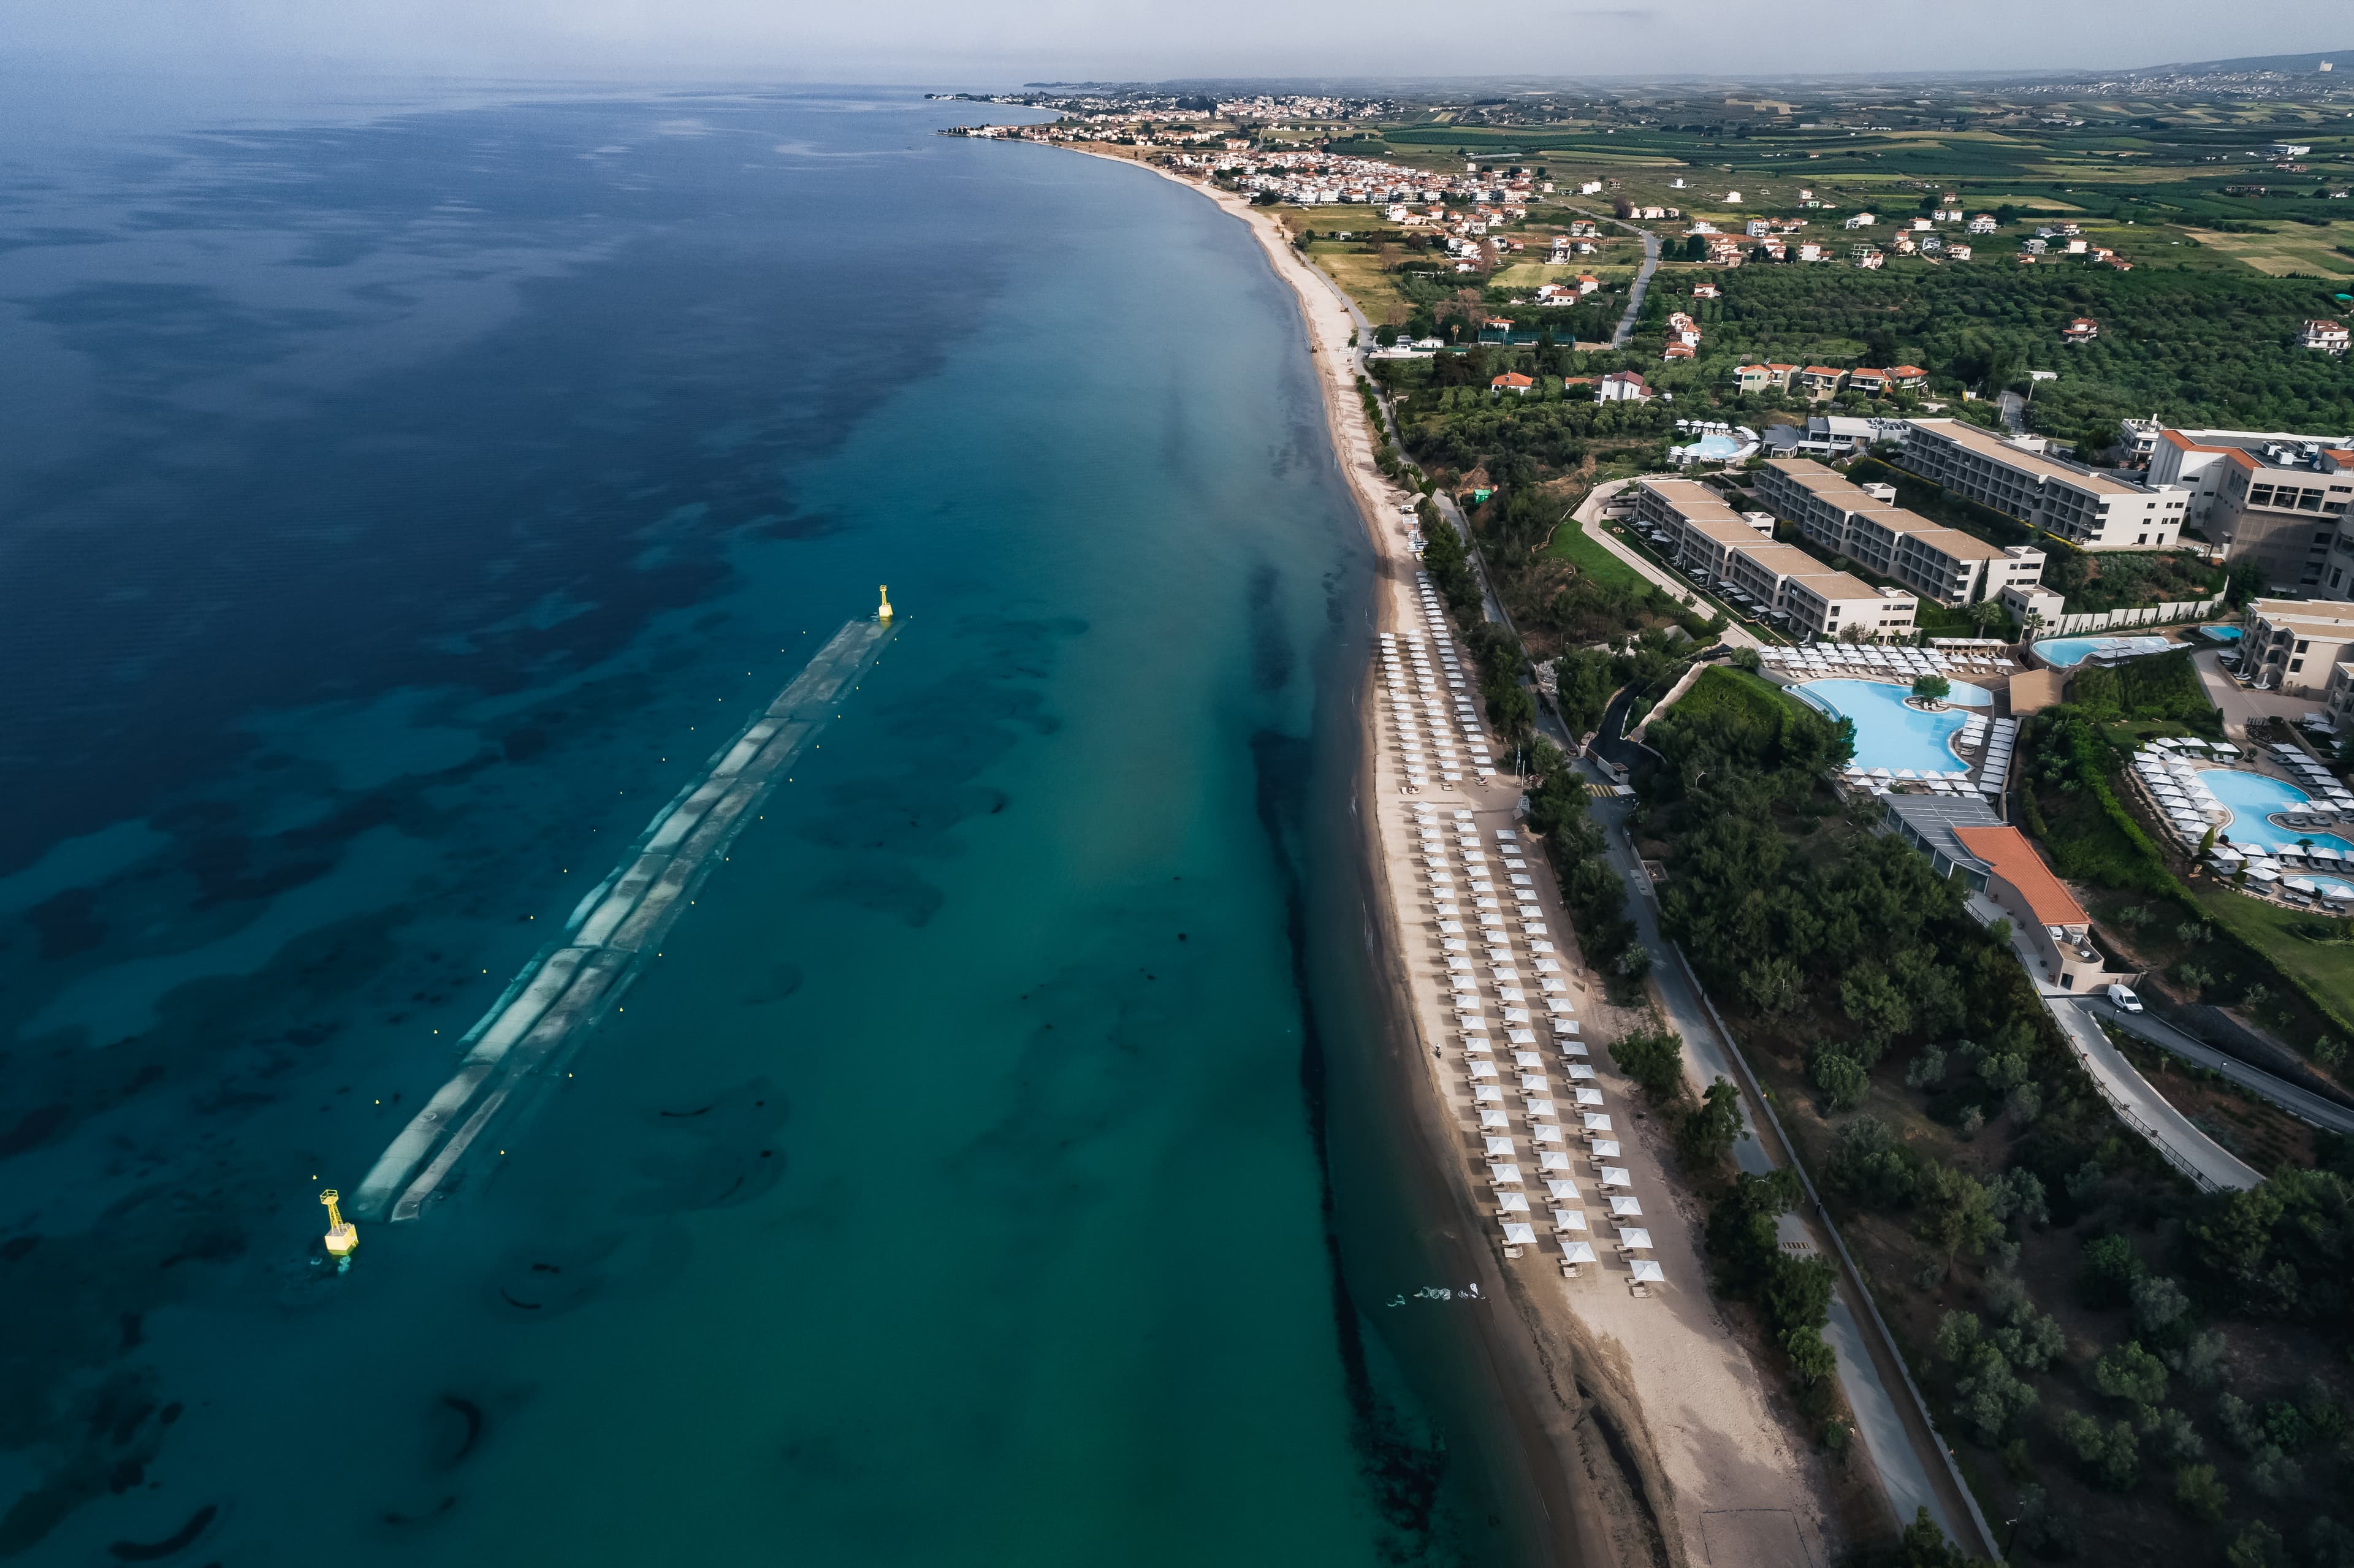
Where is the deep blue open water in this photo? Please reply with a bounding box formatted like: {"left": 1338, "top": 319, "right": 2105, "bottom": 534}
{"left": 0, "top": 83, "right": 1549, "bottom": 1564}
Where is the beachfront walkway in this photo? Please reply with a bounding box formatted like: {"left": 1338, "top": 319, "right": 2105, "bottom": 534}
{"left": 1585, "top": 782, "right": 1991, "bottom": 1555}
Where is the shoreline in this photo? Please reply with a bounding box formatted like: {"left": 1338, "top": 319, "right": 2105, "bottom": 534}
{"left": 1057, "top": 143, "right": 1844, "bottom": 1568}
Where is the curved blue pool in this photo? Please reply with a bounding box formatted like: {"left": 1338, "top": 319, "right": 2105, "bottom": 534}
{"left": 1796, "top": 679, "right": 1972, "bottom": 774}
{"left": 2197, "top": 624, "right": 2243, "bottom": 644}
{"left": 2033, "top": 634, "right": 2177, "bottom": 668}
{"left": 2205, "top": 769, "right": 2354, "bottom": 856}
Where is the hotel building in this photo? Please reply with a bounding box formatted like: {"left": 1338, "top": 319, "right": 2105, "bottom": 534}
{"left": 1897, "top": 419, "right": 2188, "bottom": 550}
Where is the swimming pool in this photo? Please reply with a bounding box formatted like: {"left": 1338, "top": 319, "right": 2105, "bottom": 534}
{"left": 2204, "top": 769, "right": 2354, "bottom": 856}
{"left": 2033, "top": 634, "right": 2178, "bottom": 668}
{"left": 1795, "top": 679, "right": 1971, "bottom": 774}
{"left": 2197, "top": 624, "right": 2243, "bottom": 644}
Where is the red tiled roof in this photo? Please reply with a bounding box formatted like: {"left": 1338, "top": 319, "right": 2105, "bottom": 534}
{"left": 1491, "top": 372, "right": 1535, "bottom": 388}
{"left": 1953, "top": 826, "right": 2090, "bottom": 929}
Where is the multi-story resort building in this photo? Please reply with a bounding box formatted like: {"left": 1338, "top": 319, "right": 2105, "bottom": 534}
{"left": 1896, "top": 419, "right": 2189, "bottom": 550}
{"left": 1631, "top": 478, "right": 1917, "bottom": 641}
{"left": 1751, "top": 459, "right": 2047, "bottom": 606}
{"left": 2245, "top": 599, "right": 2354, "bottom": 699}
{"left": 2146, "top": 428, "right": 2354, "bottom": 594}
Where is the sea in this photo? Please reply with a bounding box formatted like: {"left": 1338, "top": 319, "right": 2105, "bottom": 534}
{"left": 0, "top": 81, "right": 1550, "bottom": 1566}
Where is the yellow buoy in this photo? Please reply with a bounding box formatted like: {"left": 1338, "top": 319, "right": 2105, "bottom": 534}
{"left": 877, "top": 584, "right": 894, "bottom": 621}
{"left": 321, "top": 1189, "right": 358, "bottom": 1258}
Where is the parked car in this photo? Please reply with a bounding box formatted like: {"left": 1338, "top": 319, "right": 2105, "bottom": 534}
{"left": 2105, "top": 983, "right": 2143, "bottom": 1013}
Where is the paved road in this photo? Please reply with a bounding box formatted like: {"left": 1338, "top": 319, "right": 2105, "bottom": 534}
{"left": 1567, "top": 480, "right": 1766, "bottom": 650}
{"left": 1577, "top": 779, "right": 1989, "bottom": 1555}
{"left": 1997, "top": 390, "right": 2027, "bottom": 435}
{"left": 2192, "top": 647, "right": 2307, "bottom": 736}
{"left": 1612, "top": 228, "right": 1663, "bottom": 349}
{"left": 2038, "top": 989, "right": 2263, "bottom": 1191}
{"left": 1553, "top": 200, "right": 1661, "bottom": 349}
{"left": 2080, "top": 999, "right": 2354, "bottom": 1136}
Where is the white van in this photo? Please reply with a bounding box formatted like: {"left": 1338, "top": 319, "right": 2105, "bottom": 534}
{"left": 2105, "top": 984, "right": 2143, "bottom": 1013}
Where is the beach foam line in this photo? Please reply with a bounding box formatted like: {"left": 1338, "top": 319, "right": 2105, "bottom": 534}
{"left": 352, "top": 615, "right": 893, "bottom": 1220}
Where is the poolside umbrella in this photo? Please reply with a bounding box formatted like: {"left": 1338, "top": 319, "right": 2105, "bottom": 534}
{"left": 1609, "top": 1195, "right": 1643, "bottom": 1217}
{"left": 1488, "top": 1163, "right": 1523, "bottom": 1185}
{"left": 1473, "top": 1084, "right": 1505, "bottom": 1103}
{"left": 1870, "top": 767, "right": 1894, "bottom": 779}
{"left": 1895, "top": 769, "right": 1919, "bottom": 780}
{"left": 1617, "top": 1227, "right": 1653, "bottom": 1251}
{"left": 1599, "top": 1166, "right": 1633, "bottom": 1188}
{"left": 1501, "top": 1222, "right": 1537, "bottom": 1246}
{"left": 1498, "top": 1192, "right": 1531, "bottom": 1213}
{"left": 1538, "top": 1150, "right": 1572, "bottom": 1172}
{"left": 1545, "top": 1178, "right": 1579, "bottom": 1201}
{"left": 2249, "top": 867, "right": 2282, "bottom": 883}
{"left": 1553, "top": 1208, "right": 1588, "bottom": 1231}
{"left": 2289, "top": 878, "right": 2322, "bottom": 894}
{"left": 1576, "top": 1087, "right": 1606, "bottom": 1106}
{"left": 1582, "top": 1113, "right": 1613, "bottom": 1132}
{"left": 1628, "top": 1260, "right": 1666, "bottom": 1284}
{"left": 1590, "top": 1140, "right": 1620, "bottom": 1157}
{"left": 1561, "top": 1241, "right": 1599, "bottom": 1265}
{"left": 1484, "top": 1136, "right": 1516, "bottom": 1159}
{"left": 1526, "top": 1099, "right": 1558, "bottom": 1119}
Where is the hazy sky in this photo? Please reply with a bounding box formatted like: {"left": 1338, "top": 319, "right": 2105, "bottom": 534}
{"left": 4, "top": 0, "right": 2346, "bottom": 85}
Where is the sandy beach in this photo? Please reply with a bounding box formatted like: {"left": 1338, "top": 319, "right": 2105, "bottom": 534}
{"left": 1061, "top": 143, "right": 1848, "bottom": 1568}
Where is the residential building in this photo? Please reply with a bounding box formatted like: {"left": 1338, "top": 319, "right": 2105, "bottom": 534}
{"left": 1948, "top": 244, "right": 1973, "bottom": 261}
{"left": 1847, "top": 368, "right": 1891, "bottom": 397}
{"left": 1967, "top": 213, "right": 1998, "bottom": 234}
{"left": 2301, "top": 319, "right": 2352, "bottom": 354}
{"left": 1596, "top": 370, "right": 1651, "bottom": 403}
{"left": 1997, "top": 581, "right": 2066, "bottom": 632}
{"left": 1732, "top": 362, "right": 1799, "bottom": 393}
{"left": 2147, "top": 428, "right": 2354, "bottom": 592}
{"left": 1843, "top": 212, "right": 1876, "bottom": 229}
{"left": 2244, "top": 599, "right": 2354, "bottom": 697}
{"left": 2269, "top": 142, "right": 2314, "bottom": 158}
{"left": 1952, "top": 826, "right": 2106, "bottom": 991}
{"left": 1853, "top": 245, "right": 1884, "bottom": 268}
{"left": 1800, "top": 366, "right": 1846, "bottom": 400}
{"left": 2062, "top": 317, "right": 2098, "bottom": 343}
{"left": 1896, "top": 419, "right": 2188, "bottom": 550}
{"left": 1491, "top": 372, "right": 1536, "bottom": 395}
{"left": 1753, "top": 457, "right": 2046, "bottom": 604}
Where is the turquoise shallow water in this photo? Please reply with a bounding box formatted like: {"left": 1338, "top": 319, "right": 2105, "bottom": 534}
{"left": 0, "top": 86, "right": 1533, "bottom": 1565}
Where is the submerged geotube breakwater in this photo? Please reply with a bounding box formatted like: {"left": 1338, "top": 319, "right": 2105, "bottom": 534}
{"left": 354, "top": 616, "right": 893, "bottom": 1221}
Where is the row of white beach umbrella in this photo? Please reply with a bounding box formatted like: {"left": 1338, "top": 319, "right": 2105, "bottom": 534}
{"left": 1384, "top": 584, "right": 1660, "bottom": 1287}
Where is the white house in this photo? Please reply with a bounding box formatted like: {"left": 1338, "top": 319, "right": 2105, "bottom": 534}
{"left": 1596, "top": 371, "right": 1651, "bottom": 403}
{"left": 2299, "top": 319, "right": 2351, "bottom": 355}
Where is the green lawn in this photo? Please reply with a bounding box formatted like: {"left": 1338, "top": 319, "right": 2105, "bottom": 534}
{"left": 1543, "top": 512, "right": 1650, "bottom": 593}
{"left": 2192, "top": 885, "right": 2354, "bottom": 1033}
{"left": 1675, "top": 664, "right": 1807, "bottom": 728}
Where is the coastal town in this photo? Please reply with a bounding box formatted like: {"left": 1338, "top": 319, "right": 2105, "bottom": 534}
{"left": 960, "top": 64, "right": 2354, "bottom": 1568}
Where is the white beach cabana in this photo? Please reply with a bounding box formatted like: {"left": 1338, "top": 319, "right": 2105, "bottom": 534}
{"left": 1616, "top": 1227, "right": 1653, "bottom": 1250}
{"left": 1561, "top": 1241, "right": 1598, "bottom": 1265}
{"left": 1609, "top": 1195, "right": 1642, "bottom": 1217}
{"left": 1628, "top": 1260, "right": 1666, "bottom": 1284}
{"left": 1582, "top": 1113, "right": 1612, "bottom": 1132}
{"left": 1599, "top": 1166, "right": 1632, "bottom": 1187}
{"left": 1552, "top": 1208, "right": 1588, "bottom": 1232}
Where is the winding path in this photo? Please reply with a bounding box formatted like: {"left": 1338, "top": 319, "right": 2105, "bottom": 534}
{"left": 1557, "top": 202, "right": 1662, "bottom": 349}
{"left": 2080, "top": 998, "right": 2354, "bottom": 1137}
